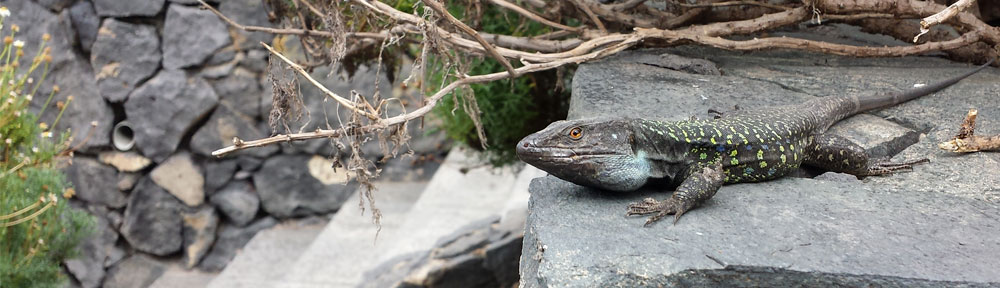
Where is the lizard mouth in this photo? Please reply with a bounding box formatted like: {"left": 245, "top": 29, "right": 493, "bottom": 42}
{"left": 516, "top": 142, "right": 620, "bottom": 162}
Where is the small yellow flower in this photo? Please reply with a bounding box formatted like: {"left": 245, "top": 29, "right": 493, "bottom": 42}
{"left": 39, "top": 122, "right": 48, "bottom": 130}
{"left": 42, "top": 33, "right": 50, "bottom": 42}
{"left": 12, "top": 40, "right": 23, "bottom": 48}
{"left": 11, "top": 24, "right": 19, "bottom": 32}
{"left": 63, "top": 188, "right": 75, "bottom": 199}
{"left": 41, "top": 131, "right": 52, "bottom": 138}
{"left": 3, "top": 36, "right": 11, "bottom": 45}
{"left": 0, "top": 7, "right": 10, "bottom": 18}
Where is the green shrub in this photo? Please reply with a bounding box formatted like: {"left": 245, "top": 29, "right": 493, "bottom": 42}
{"left": 426, "top": 1, "right": 572, "bottom": 165}
{"left": 0, "top": 10, "right": 95, "bottom": 288}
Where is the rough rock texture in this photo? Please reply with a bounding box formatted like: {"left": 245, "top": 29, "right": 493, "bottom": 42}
{"left": 68, "top": 0, "right": 99, "bottom": 52}
{"left": 91, "top": 19, "right": 161, "bottom": 102}
{"left": 65, "top": 214, "right": 118, "bottom": 288}
{"left": 162, "top": 4, "right": 231, "bottom": 69}
{"left": 121, "top": 177, "right": 184, "bottom": 256}
{"left": 199, "top": 217, "right": 278, "bottom": 271}
{"left": 210, "top": 69, "right": 265, "bottom": 119}
{"left": 93, "top": 0, "right": 164, "bottom": 17}
{"left": 190, "top": 104, "right": 277, "bottom": 158}
{"left": 203, "top": 159, "right": 238, "bottom": 193}
{"left": 102, "top": 254, "right": 166, "bottom": 288}
{"left": 522, "top": 48, "right": 1000, "bottom": 287}
{"left": 219, "top": 0, "right": 274, "bottom": 50}
{"left": 209, "top": 180, "right": 259, "bottom": 227}
{"left": 362, "top": 216, "right": 523, "bottom": 288}
{"left": 65, "top": 157, "right": 126, "bottom": 208}
{"left": 11, "top": 0, "right": 113, "bottom": 151}
{"left": 181, "top": 207, "right": 220, "bottom": 268}
{"left": 125, "top": 70, "right": 219, "bottom": 162}
{"left": 253, "top": 155, "right": 356, "bottom": 218}
{"left": 150, "top": 152, "right": 205, "bottom": 207}
{"left": 34, "top": 0, "right": 75, "bottom": 10}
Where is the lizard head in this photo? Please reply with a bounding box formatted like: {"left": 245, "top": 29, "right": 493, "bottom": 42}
{"left": 517, "top": 118, "right": 650, "bottom": 192}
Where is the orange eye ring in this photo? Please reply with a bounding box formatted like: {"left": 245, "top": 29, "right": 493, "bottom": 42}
{"left": 569, "top": 127, "right": 583, "bottom": 140}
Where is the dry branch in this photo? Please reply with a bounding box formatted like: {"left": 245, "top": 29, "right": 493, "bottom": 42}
{"left": 916, "top": 0, "right": 977, "bottom": 42}
{"left": 421, "top": 0, "right": 517, "bottom": 77}
{"left": 939, "top": 109, "right": 1000, "bottom": 153}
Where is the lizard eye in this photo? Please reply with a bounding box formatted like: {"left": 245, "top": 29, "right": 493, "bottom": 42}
{"left": 568, "top": 127, "right": 583, "bottom": 140}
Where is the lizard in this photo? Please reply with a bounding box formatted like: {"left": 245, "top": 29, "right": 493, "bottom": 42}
{"left": 516, "top": 60, "right": 993, "bottom": 226}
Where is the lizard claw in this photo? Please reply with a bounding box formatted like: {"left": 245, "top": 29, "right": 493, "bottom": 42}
{"left": 627, "top": 197, "right": 695, "bottom": 226}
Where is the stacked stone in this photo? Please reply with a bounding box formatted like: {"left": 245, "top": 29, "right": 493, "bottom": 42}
{"left": 8, "top": 0, "right": 445, "bottom": 287}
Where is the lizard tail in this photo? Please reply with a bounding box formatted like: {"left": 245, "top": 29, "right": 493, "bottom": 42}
{"left": 855, "top": 59, "right": 994, "bottom": 113}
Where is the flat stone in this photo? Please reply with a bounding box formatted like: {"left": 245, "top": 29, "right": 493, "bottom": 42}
{"left": 98, "top": 151, "right": 153, "bottom": 172}
{"left": 11, "top": 0, "right": 113, "bottom": 151}
{"left": 117, "top": 172, "right": 141, "bottom": 191}
{"left": 94, "top": 0, "right": 163, "bottom": 17}
{"left": 34, "top": 0, "right": 74, "bottom": 10}
{"left": 209, "top": 180, "right": 259, "bottom": 227}
{"left": 522, "top": 48, "right": 1000, "bottom": 286}
{"left": 162, "top": 4, "right": 231, "bottom": 69}
{"left": 190, "top": 103, "right": 276, "bottom": 159}
{"left": 102, "top": 254, "right": 166, "bottom": 288}
{"left": 252, "top": 154, "right": 355, "bottom": 218}
{"left": 199, "top": 217, "right": 278, "bottom": 271}
{"left": 91, "top": 19, "right": 160, "bottom": 102}
{"left": 65, "top": 157, "right": 126, "bottom": 208}
{"left": 121, "top": 177, "right": 184, "bottom": 256}
{"left": 182, "top": 207, "right": 220, "bottom": 268}
{"left": 150, "top": 152, "right": 205, "bottom": 207}
{"left": 68, "top": 0, "right": 99, "bottom": 52}
{"left": 125, "top": 70, "right": 218, "bottom": 162}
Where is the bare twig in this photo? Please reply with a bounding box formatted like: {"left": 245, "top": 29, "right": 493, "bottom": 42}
{"left": 915, "top": 0, "right": 976, "bottom": 42}
{"left": 487, "top": 0, "right": 581, "bottom": 32}
{"left": 261, "top": 42, "right": 381, "bottom": 120}
{"left": 422, "top": 0, "right": 517, "bottom": 77}
{"left": 677, "top": 0, "right": 791, "bottom": 11}
{"left": 569, "top": 0, "right": 608, "bottom": 33}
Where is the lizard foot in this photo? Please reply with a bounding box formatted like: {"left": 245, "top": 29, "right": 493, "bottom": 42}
{"left": 866, "top": 158, "right": 930, "bottom": 175}
{"left": 626, "top": 196, "right": 697, "bottom": 226}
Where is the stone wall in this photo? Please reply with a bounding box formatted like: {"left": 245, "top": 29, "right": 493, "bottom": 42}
{"left": 5, "top": 0, "right": 443, "bottom": 287}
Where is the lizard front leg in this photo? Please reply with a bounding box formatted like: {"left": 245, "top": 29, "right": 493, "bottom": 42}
{"left": 804, "top": 133, "right": 929, "bottom": 176}
{"left": 626, "top": 161, "right": 724, "bottom": 226}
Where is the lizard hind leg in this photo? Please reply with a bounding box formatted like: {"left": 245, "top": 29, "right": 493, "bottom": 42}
{"left": 626, "top": 162, "right": 724, "bottom": 226}
{"left": 803, "top": 133, "right": 929, "bottom": 176}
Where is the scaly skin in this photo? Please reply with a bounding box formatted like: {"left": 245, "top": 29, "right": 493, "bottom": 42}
{"left": 517, "top": 61, "right": 993, "bottom": 226}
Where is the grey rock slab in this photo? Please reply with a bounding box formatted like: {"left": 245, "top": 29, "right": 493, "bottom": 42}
{"left": 523, "top": 48, "right": 1000, "bottom": 286}
{"left": 148, "top": 264, "right": 219, "bottom": 288}
{"left": 91, "top": 19, "right": 161, "bottom": 102}
{"left": 209, "top": 180, "right": 259, "bottom": 227}
{"left": 252, "top": 154, "right": 355, "bottom": 218}
{"left": 182, "top": 206, "right": 220, "bottom": 268}
{"left": 198, "top": 217, "right": 278, "bottom": 272}
{"left": 69, "top": 0, "right": 99, "bottom": 52}
{"left": 121, "top": 177, "right": 184, "bottom": 256}
{"left": 10, "top": 0, "right": 113, "bottom": 151}
{"left": 163, "top": 4, "right": 231, "bottom": 69}
{"left": 522, "top": 176, "right": 1000, "bottom": 286}
{"left": 826, "top": 114, "right": 920, "bottom": 159}
{"left": 102, "top": 254, "right": 166, "bottom": 288}
{"left": 150, "top": 152, "right": 206, "bottom": 207}
{"left": 279, "top": 181, "right": 427, "bottom": 288}
{"left": 208, "top": 220, "right": 325, "bottom": 288}
{"left": 65, "top": 157, "right": 126, "bottom": 208}
{"left": 34, "top": 0, "right": 75, "bottom": 10}
{"left": 94, "top": 0, "right": 164, "bottom": 17}
{"left": 125, "top": 70, "right": 219, "bottom": 162}
{"left": 191, "top": 102, "right": 276, "bottom": 158}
